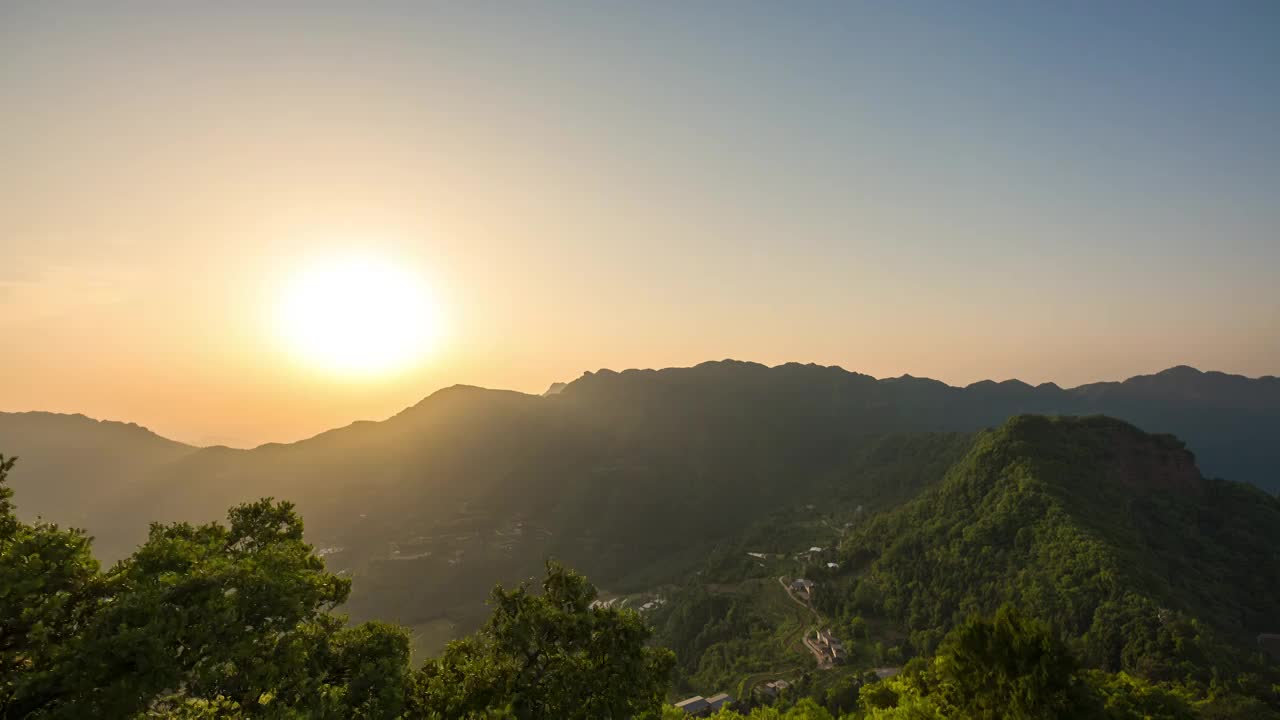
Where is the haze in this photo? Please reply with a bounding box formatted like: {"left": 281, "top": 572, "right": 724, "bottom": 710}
{"left": 2, "top": 2, "right": 1277, "bottom": 447}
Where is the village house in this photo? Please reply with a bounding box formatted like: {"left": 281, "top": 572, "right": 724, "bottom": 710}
{"left": 790, "top": 578, "right": 815, "bottom": 599}
{"left": 673, "top": 692, "right": 733, "bottom": 716}
{"left": 673, "top": 696, "right": 709, "bottom": 715}
{"left": 755, "top": 679, "right": 791, "bottom": 699}
{"left": 815, "top": 628, "right": 847, "bottom": 664}
{"left": 706, "top": 693, "right": 733, "bottom": 713}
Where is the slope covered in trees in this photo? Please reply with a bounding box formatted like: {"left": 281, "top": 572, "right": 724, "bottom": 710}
{"left": 647, "top": 417, "right": 1279, "bottom": 718}
{"left": 4, "top": 412, "right": 1279, "bottom": 718}
{"left": 826, "top": 416, "right": 1280, "bottom": 697}
{"left": 2, "top": 362, "right": 1277, "bottom": 652}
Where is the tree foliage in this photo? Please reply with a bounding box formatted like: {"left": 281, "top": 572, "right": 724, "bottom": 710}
{"left": 858, "top": 607, "right": 1280, "bottom": 720}
{"left": 0, "top": 456, "right": 671, "bottom": 719}
{"left": 835, "top": 417, "right": 1280, "bottom": 682}
{"left": 412, "top": 560, "right": 674, "bottom": 719}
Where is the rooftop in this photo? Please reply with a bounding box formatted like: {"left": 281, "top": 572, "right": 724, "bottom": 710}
{"left": 674, "top": 696, "right": 709, "bottom": 713}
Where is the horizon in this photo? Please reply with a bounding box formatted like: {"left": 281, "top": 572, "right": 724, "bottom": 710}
{"left": 5, "top": 359, "right": 1274, "bottom": 449}
{"left": 4, "top": 6, "right": 1280, "bottom": 715}
{"left": 3, "top": 2, "right": 1278, "bottom": 447}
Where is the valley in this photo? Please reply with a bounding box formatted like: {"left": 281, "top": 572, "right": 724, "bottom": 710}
{"left": 3, "top": 363, "right": 1279, "bottom": 716}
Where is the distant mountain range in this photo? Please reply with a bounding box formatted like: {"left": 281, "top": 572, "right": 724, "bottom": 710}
{"left": 1, "top": 361, "right": 1277, "bottom": 647}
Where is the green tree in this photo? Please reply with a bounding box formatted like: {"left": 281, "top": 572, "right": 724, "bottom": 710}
{"left": 699, "top": 698, "right": 835, "bottom": 719}
{"left": 3, "top": 456, "right": 676, "bottom": 718}
{"left": 934, "top": 605, "right": 1091, "bottom": 720}
{"left": 413, "top": 560, "right": 674, "bottom": 719}
{"left": 0, "top": 454, "right": 102, "bottom": 715}
{"left": 823, "top": 671, "right": 874, "bottom": 715}
{"left": 4, "top": 484, "right": 411, "bottom": 718}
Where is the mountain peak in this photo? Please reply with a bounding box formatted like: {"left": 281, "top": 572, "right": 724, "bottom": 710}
{"left": 995, "top": 414, "right": 1203, "bottom": 496}
{"left": 1154, "top": 365, "right": 1204, "bottom": 378}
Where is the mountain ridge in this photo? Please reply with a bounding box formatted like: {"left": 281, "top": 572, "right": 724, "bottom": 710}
{"left": 2, "top": 361, "right": 1278, "bottom": 604}
{"left": 3, "top": 363, "right": 1279, "bottom": 690}
{"left": 4, "top": 363, "right": 1275, "bottom": 451}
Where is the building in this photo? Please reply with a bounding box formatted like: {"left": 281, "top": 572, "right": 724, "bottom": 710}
{"left": 674, "top": 692, "right": 732, "bottom": 716}
{"left": 755, "top": 679, "right": 791, "bottom": 698}
{"left": 790, "top": 578, "right": 815, "bottom": 599}
{"left": 815, "top": 628, "right": 847, "bottom": 664}
{"left": 673, "top": 696, "right": 709, "bottom": 715}
{"left": 706, "top": 693, "right": 733, "bottom": 712}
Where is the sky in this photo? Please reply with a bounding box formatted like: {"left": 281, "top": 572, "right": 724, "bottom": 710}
{"left": 2, "top": 1, "right": 1278, "bottom": 447}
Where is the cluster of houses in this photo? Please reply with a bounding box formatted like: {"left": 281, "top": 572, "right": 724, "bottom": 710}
{"left": 795, "top": 546, "right": 825, "bottom": 561}
{"left": 672, "top": 692, "right": 733, "bottom": 716}
{"left": 588, "top": 595, "right": 667, "bottom": 612}
{"left": 814, "top": 628, "right": 846, "bottom": 664}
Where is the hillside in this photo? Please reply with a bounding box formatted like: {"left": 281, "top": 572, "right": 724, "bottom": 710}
{"left": 641, "top": 416, "right": 1280, "bottom": 715}
{"left": 830, "top": 415, "right": 1280, "bottom": 681}
{"left": 1, "top": 362, "right": 1278, "bottom": 650}
{"left": 0, "top": 412, "right": 196, "bottom": 534}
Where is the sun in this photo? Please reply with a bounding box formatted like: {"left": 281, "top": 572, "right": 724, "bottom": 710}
{"left": 275, "top": 254, "right": 441, "bottom": 376}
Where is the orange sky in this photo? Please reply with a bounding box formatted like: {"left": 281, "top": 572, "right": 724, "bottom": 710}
{"left": 2, "top": 4, "right": 1276, "bottom": 447}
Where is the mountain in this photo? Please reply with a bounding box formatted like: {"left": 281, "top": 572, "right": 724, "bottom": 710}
{"left": 0, "top": 412, "right": 196, "bottom": 532}
{"left": 643, "top": 415, "right": 1280, "bottom": 711}
{"left": 1, "top": 361, "right": 1277, "bottom": 649}
{"left": 830, "top": 415, "right": 1280, "bottom": 680}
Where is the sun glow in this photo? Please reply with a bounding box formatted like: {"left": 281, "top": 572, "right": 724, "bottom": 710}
{"left": 275, "top": 255, "right": 441, "bottom": 376}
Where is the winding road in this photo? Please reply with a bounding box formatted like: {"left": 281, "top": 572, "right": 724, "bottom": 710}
{"left": 778, "top": 577, "right": 831, "bottom": 669}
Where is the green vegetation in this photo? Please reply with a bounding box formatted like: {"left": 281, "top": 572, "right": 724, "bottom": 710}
{"left": 652, "top": 578, "right": 812, "bottom": 695}
{"left": 849, "top": 606, "right": 1280, "bottom": 719}
{"left": 0, "top": 455, "right": 672, "bottom": 718}
{"left": 649, "top": 432, "right": 974, "bottom": 695}
{"left": 4, "top": 361, "right": 1278, "bottom": 650}
{"left": 823, "top": 416, "right": 1280, "bottom": 714}
{"left": 5, "top": 407, "right": 1280, "bottom": 718}
{"left": 652, "top": 416, "right": 1279, "bottom": 718}
{"left": 657, "top": 607, "right": 1279, "bottom": 719}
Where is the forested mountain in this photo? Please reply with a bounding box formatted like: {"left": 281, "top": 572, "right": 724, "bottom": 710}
{"left": 827, "top": 416, "right": 1280, "bottom": 674}
{"left": 1, "top": 361, "right": 1277, "bottom": 650}
{"left": 647, "top": 416, "right": 1280, "bottom": 718}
